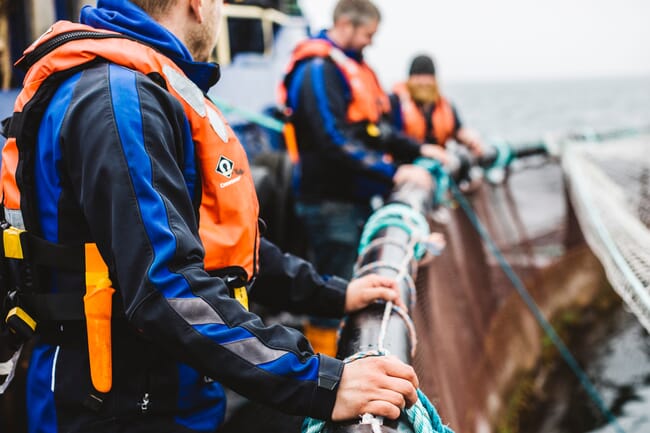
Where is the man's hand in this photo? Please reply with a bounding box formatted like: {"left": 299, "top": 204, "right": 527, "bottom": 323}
{"left": 345, "top": 274, "right": 406, "bottom": 313}
{"left": 331, "top": 356, "right": 419, "bottom": 421}
{"left": 392, "top": 164, "right": 433, "bottom": 190}
{"left": 420, "top": 144, "right": 450, "bottom": 165}
{"left": 456, "top": 128, "right": 484, "bottom": 156}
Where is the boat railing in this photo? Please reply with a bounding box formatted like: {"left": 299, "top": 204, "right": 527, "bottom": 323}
{"left": 216, "top": 3, "right": 306, "bottom": 66}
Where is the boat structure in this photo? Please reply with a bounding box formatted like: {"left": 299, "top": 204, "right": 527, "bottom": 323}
{"left": 0, "top": 2, "right": 649, "bottom": 433}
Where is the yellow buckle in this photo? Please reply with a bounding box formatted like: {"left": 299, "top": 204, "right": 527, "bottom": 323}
{"left": 3, "top": 227, "right": 26, "bottom": 259}
{"left": 233, "top": 286, "right": 249, "bottom": 311}
{"left": 366, "top": 123, "right": 381, "bottom": 138}
{"left": 6, "top": 307, "right": 37, "bottom": 333}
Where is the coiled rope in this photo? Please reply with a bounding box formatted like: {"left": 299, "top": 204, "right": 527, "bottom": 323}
{"left": 302, "top": 386, "right": 454, "bottom": 433}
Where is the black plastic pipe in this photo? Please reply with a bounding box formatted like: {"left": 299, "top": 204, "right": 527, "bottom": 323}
{"left": 331, "top": 182, "right": 433, "bottom": 433}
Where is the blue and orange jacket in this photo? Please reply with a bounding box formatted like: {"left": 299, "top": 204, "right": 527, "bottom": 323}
{"left": 280, "top": 31, "right": 422, "bottom": 203}
{"left": 390, "top": 82, "right": 461, "bottom": 147}
{"left": 1, "top": 1, "right": 347, "bottom": 432}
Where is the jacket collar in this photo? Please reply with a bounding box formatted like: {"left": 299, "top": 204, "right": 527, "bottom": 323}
{"left": 314, "top": 29, "right": 364, "bottom": 63}
{"left": 80, "top": 0, "right": 220, "bottom": 92}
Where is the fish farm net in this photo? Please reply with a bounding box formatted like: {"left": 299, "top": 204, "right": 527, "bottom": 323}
{"left": 563, "top": 133, "right": 650, "bottom": 333}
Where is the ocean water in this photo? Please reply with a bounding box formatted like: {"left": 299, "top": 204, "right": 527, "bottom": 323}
{"left": 445, "top": 75, "right": 650, "bottom": 145}
{"left": 443, "top": 76, "right": 650, "bottom": 433}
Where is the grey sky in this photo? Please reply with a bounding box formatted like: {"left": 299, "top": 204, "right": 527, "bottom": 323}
{"left": 299, "top": 0, "right": 650, "bottom": 85}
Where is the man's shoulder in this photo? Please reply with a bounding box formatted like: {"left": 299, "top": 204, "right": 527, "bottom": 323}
{"left": 53, "top": 62, "right": 183, "bottom": 131}
{"left": 62, "top": 62, "right": 177, "bottom": 107}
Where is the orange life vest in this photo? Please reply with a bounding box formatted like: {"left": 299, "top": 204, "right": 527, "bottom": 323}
{"left": 280, "top": 38, "right": 390, "bottom": 124}
{"left": 392, "top": 82, "right": 456, "bottom": 146}
{"left": 1, "top": 21, "right": 260, "bottom": 281}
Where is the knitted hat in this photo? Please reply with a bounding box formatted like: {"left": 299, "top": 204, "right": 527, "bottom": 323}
{"left": 409, "top": 55, "right": 436, "bottom": 76}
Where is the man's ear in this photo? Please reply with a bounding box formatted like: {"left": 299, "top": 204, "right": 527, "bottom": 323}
{"left": 189, "top": 0, "right": 204, "bottom": 24}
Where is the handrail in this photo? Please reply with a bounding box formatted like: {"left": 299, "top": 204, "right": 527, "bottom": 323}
{"left": 216, "top": 4, "right": 300, "bottom": 65}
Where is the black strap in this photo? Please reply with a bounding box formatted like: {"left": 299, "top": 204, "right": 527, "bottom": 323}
{"left": 21, "top": 231, "right": 85, "bottom": 272}
{"left": 0, "top": 226, "right": 85, "bottom": 272}
{"left": 6, "top": 111, "right": 23, "bottom": 139}
{"left": 19, "top": 291, "right": 127, "bottom": 323}
{"left": 19, "top": 292, "right": 85, "bottom": 321}
{"left": 0, "top": 116, "right": 12, "bottom": 139}
{"left": 423, "top": 104, "right": 436, "bottom": 144}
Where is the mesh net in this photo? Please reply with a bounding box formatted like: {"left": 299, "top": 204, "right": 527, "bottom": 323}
{"left": 563, "top": 133, "right": 650, "bottom": 333}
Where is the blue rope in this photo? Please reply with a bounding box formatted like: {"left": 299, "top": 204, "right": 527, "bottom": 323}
{"left": 358, "top": 203, "right": 430, "bottom": 259}
{"left": 301, "top": 388, "right": 455, "bottom": 433}
{"left": 414, "top": 158, "right": 449, "bottom": 206}
{"left": 489, "top": 138, "right": 514, "bottom": 170}
{"left": 301, "top": 416, "right": 326, "bottom": 433}
{"left": 447, "top": 176, "right": 627, "bottom": 433}
{"left": 406, "top": 389, "right": 455, "bottom": 433}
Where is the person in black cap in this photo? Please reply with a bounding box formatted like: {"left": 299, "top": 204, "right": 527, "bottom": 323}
{"left": 390, "top": 54, "right": 483, "bottom": 155}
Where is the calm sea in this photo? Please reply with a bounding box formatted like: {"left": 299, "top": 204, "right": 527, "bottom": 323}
{"left": 445, "top": 76, "right": 650, "bottom": 433}
{"left": 445, "top": 75, "right": 650, "bottom": 145}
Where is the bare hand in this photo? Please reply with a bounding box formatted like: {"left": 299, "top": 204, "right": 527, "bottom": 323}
{"left": 331, "top": 356, "right": 419, "bottom": 421}
{"left": 345, "top": 274, "right": 406, "bottom": 313}
{"left": 393, "top": 164, "right": 433, "bottom": 190}
{"left": 420, "top": 144, "right": 450, "bottom": 165}
{"left": 418, "top": 232, "right": 446, "bottom": 266}
{"left": 456, "top": 128, "right": 484, "bottom": 156}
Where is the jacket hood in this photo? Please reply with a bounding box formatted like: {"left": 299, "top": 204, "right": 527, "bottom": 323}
{"left": 81, "top": 0, "right": 220, "bottom": 92}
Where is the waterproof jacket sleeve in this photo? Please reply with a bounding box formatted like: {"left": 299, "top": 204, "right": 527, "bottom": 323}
{"left": 251, "top": 238, "right": 347, "bottom": 317}
{"left": 289, "top": 58, "right": 397, "bottom": 185}
{"left": 380, "top": 120, "right": 424, "bottom": 163}
{"left": 58, "top": 63, "right": 342, "bottom": 419}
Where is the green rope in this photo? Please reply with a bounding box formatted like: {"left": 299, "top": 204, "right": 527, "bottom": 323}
{"left": 413, "top": 158, "right": 449, "bottom": 206}
{"left": 358, "top": 203, "right": 430, "bottom": 259}
{"left": 301, "top": 416, "right": 326, "bottom": 433}
{"left": 489, "top": 138, "right": 514, "bottom": 169}
{"left": 301, "top": 388, "right": 454, "bottom": 433}
{"left": 406, "top": 389, "right": 454, "bottom": 433}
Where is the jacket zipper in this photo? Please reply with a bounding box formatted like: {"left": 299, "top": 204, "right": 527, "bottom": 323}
{"left": 19, "top": 31, "right": 137, "bottom": 71}
{"left": 139, "top": 392, "right": 150, "bottom": 414}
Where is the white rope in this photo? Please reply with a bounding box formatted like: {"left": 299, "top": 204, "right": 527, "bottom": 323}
{"left": 0, "top": 345, "right": 23, "bottom": 394}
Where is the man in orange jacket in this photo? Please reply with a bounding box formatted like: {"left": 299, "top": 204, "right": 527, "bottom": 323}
{"left": 391, "top": 54, "right": 484, "bottom": 156}
{"left": 280, "top": 0, "right": 441, "bottom": 282}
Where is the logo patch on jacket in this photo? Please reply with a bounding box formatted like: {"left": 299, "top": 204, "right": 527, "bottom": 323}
{"left": 216, "top": 156, "right": 235, "bottom": 178}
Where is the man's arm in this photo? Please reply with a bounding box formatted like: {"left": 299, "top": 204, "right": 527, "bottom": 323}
{"left": 251, "top": 238, "right": 348, "bottom": 317}
{"left": 61, "top": 64, "right": 341, "bottom": 418}
{"left": 452, "top": 105, "right": 484, "bottom": 156}
{"left": 251, "top": 238, "right": 404, "bottom": 316}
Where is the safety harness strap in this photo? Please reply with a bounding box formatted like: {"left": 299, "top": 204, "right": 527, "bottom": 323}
{"left": 18, "top": 293, "right": 85, "bottom": 322}
{"left": 2, "top": 226, "right": 85, "bottom": 270}
{"left": 21, "top": 231, "right": 85, "bottom": 272}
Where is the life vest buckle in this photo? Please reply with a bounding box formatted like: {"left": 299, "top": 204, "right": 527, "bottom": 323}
{"left": 232, "top": 286, "right": 249, "bottom": 311}
{"left": 5, "top": 306, "right": 36, "bottom": 343}
{"left": 3, "top": 227, "right": 26, "bottom": 260}
{"left": 366, "top": 123, "right": 381, "bottom": 138}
